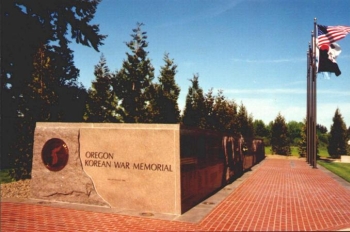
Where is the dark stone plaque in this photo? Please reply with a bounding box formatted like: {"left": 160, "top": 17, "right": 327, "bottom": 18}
{"left": 41, "top": 138, "right": 69, "bottom": 171}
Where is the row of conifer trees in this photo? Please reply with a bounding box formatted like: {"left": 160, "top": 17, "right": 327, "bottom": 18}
{"left": 2, "top": 1, "right": 348, "bottom": 180}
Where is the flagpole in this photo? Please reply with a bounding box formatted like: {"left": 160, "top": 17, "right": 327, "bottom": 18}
{"left": 305, "top": 43, "right": 311, "bottom": 163}
{"left": 307, "top": 22, "right": 350, "bottom": 166}
{"left": 306, "top": 19, "right": 317, "bottom": 168}
{"left": 310, "top": 30, "right": 314, "bottom": 167}
{"left": 312, "top": 18, "right": 317, "bottom": 168}
{"left": 307, "top": 31, "right": 313, "bottom": 166}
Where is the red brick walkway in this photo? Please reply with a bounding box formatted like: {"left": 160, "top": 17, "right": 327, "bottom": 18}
{"left": 2, "top": 157, "right": 350, "bottom": 231}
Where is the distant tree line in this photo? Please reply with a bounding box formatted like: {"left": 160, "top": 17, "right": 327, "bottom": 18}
{"left": 254, "top": 108, "right": 350, "bottom": 158}
{"left": 1, "top": 2, "right": 349, "bottom": 180}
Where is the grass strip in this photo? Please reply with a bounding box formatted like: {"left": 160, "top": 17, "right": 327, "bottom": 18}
{"left": 317, "top": 160, "right": 350, "bottom": 183}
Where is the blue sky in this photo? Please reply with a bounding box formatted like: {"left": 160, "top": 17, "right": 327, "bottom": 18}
{"left": 71, "top": 0, "right": 350, "bottom": 130}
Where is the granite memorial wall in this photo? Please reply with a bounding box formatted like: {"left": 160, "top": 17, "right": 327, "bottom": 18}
{"left": 31, "top": 123, "right": 264, "bottom": 215}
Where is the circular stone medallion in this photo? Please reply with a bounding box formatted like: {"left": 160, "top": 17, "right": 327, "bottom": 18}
{"left": 41, "top": 138, "right": 69, "bottom": 171}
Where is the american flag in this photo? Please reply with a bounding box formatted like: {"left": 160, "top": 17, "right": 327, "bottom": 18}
{"left": 317, "top": 24, "right": 350, "bottom": 48}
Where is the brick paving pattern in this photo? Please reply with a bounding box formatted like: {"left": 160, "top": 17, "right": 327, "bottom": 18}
{"left": 1, "top": 157, "right": 350, "bottom": 231}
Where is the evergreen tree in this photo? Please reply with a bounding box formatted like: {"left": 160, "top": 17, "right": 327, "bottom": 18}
{"left": 266, "top": 121, "right": 273, "bottom": 146}
{"left": 237, "top": 103, "right": 254, "bottom": 140}
{"left": 316, "top": 124, "right": 328, "bottom": 149}
{"left": 203, "top": 88, "right": 216, "bottom": 130}
{"left": 53, "top": 84, "right": 88, "bottom": 122}
{"left": 298, "top": 119, "right": 307, "bottom": 157}
{"left": 211, "top": 90, "right": 228, "bottom": 131}
{"left": 1, "top": 0, "right": 105, "bottom": 176}
{"left": 9, "top": 44, "right": 87, "bottom": 178}
{"left": 247, "top": 114, "right": 254, "bottom": 139}
{"left": 49, "top": 40, "right": 87, "bottom": 122}
{"left": 8, "top": 45, "right": 57, "bottom": 179}
{"left": 27, "top": 45, "right": 59, "bottom": 121}
{"left": 317, "top": 124, "right": 328, "bottom": 134}
{"left": 150, "top": 53, "right": 180, "bottom": 123}
{"left": 84, "top": 55, "right": 120, "bottom": 122}
{"left": 182, "top": 74, "right": 206, "bottom": 128}
{"left": 298, "top": 120, "right": 323, "bottom": 158}
{"left": 347, "top": 126, "right": 350, "bottom": 156}
{"left": 253, "top": 120, "right": 269, "bottom": 138}
{"left": 271, "top": 113, "right": 291, "bottom": 155}
{"left": 211, "top": 90, "right": 238, "bottom": 133}
{"left": 225, "top": 100, "right": 239, "bottom": 135}
{"left": 328, "top": 108, "right": 347, "bottom": 158}
{"left": 113, "top": 23, "right": 155, "bottom": 123}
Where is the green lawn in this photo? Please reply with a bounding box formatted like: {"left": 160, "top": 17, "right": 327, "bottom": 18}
{"left": 0, "top": 169, "right": 15, "bottom": 184}
{"left": 264, "top": 146, "right": 300, "bottom": 157}
{"left": 264, "top": 146, "right": 272, "bottom": 155}
{"left": 317, "top": 146, "right": 329, "bottom": 158}
{"left": 317, "top": 160, "right": 350, "bottom": 183}
{"left": 265, "top": 146, "right": 329, "bottom": 158}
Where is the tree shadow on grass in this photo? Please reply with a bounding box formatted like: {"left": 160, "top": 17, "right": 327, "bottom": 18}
{"left": 318, "top": 157, "right": 338, "bottom": 163}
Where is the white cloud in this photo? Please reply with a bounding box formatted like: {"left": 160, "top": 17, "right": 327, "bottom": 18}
{"left": 283, "top": 80, "right": 306, "bottom": 87}
{"left": 158, "top": 0, "right": 244, "bottom": 28}
{"left": 318, "top": 89, "right": 350, "bottom": 96}
{"left": 208, "top": 0, "right": 245, "bottom": 17}
{"left": 236, "top": 98, "right": 281, "bottom": 124}
{"left": 281, "top": 106, "right": 306, "bottom": 123}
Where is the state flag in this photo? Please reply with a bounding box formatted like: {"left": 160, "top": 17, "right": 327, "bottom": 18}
{"left": 317, "top": 43, "right": 341, "bottom": 76}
